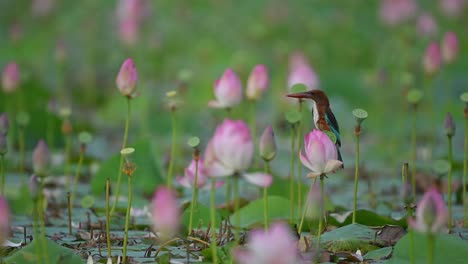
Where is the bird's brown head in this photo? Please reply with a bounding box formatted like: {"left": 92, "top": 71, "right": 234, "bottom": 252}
{"left": 287, "top": 90, "right": 329, "bottom": 106}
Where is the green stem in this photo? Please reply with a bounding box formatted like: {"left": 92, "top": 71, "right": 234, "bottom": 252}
{"left": 233, "top": 176, "right": 240, "bottom": 244}
{"left": 352, "top": 133, "right": 360, "bottom": 224}
{"left": 18, "top": 126, "right": 25, "bottom": 179}
{"left": 427, "top": 233, "right": 434, "bottom": 264}
{"left": 297, "top": 101, "right": 303, "bottom": 221}
{"left": 106, "top": 178, "right": 112, "bottom": 258}
{"left": 64, "top": 133, "right": 71, "bottom": 188}
{"left": 67, "top": 192, "right": 72, "bottom": 235}
{"left": 70, "top": 148, "right": 84, "bottom": 204}
{"left": 38, "top": 179, "right": 49, "bottom": 264}
{"left": 166, "top": 110, "right": 177, "bottom": 187}
{"left": 406, "top": 205, "right": 415, "bottom": 264}
{"left": 463, "top": 117, "right": 467, "bottom": 226}
{"left": 209, "top": 179, "right": 218, "bottom": 264}
{"left": 0, "top": 155, "right": 4, "bottom": 195}
{"left": 111, "top": 98, "right": 131, "bottom": 215}
{"left": 411, "top": 107, "right": 417, "bottom": 198}
{"left": 225, "top": 178, "right": 232, "bottom": 206}
{"left": 447, "top": 136, "right": 453, "bottom": 232}
{"left": 122, "top": 176, "right": 133, "bottom": 264}
{"left": 46, "top": 112, "right": 54, "bottom": 153}
{"left": 263, "top": 161, "right": 270, "bottom": 230}
{"left": 298, "top": 178, "right": 317, "bottom": 235}
{"left": 289, "top": 124, "right": 296, "bottom": 224}
{"left": 316, "top": 176, "right": 325, "bottom": 264}
{"left": 32, "top": 198, "right": 43, "bottom": 263}
{"left": 188, "top": 158, "right": 200, "bottom": 236}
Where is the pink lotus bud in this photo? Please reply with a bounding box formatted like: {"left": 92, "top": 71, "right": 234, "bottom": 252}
{"left": 151, "top": 186, "right": 180, "bottom": 240}
{"left": 444, "top": 112, "right": 456, "bottom": 137}
{"left": 439, "top": 0, "right": 466, "bottom": 18}
{"left": 233, "top": 222, "right": 299, "bottom": 264}
{"left": 416, "top": 12, "right": 438, "bottom": 37}
{"left": 0, "top": 196, "right": 10, "bottom": 244}
{"left": 441, "top": 32, "right": 459, "bottom": 63}
{"left": 2, "top": 62, "right": 20, "bottom": 93}
{"left": 300, "top": 129, "right": 343, "bottom": 178}
{"left": 246, "top": 65, "right": 269, "bottom": 100}
{"left": 32, "top": 140, "right": 50, "bottom": 177}
{"left": 259, "top": 125, "right": 277, "bottom": 162}
{"left": 288, "top": 52, "right": 319, "bottom": 90}
{"left": 116, "top": 58, "right": 138, "bottom": 98}
{"left": 379, "top": 0, "right": 418, "bottom": 26}
{"left": 208, "top": 68, "right": 243, "bottom": 108}
{"left": 0, "top": 113, "right": 9, "bottom": 136}
{"left": 408, "top": 187, "right": 448, "bottom": 233}
{"left": 422, "top": 42, "right": 442, "bottom": 75}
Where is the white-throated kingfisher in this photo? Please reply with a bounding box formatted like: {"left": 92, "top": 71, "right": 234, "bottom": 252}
{"left": 287, "top": 90, "right": 343, "bottom": 166}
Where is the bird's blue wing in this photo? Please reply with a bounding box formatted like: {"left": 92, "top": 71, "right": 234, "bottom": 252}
{"left": 325, "top": 108, "right": 341, "bottom": 147}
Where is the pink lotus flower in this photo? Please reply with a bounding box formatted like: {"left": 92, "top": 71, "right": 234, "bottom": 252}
{"left": 300, "top": 129, "right": 343, "bottom": 178}
{"left": 408, "top": 187, "right": 448, "bottom": 234}
{"left": 439, "top": 0, "right": 466, "bottom": 18}
{"left": 151, "top": 186, "right": 180, "bottom": 240}
{"left": 0, "top": 196, "right": 10, "bottom": 244}
{"left": 288, "top": 52, "right": 319, "bottom": 91}
{"left": 2, "top": 62, "right": 20, "bottom": 93}
{"left": 208, "top": 68, "right": 243, "bottom": 108}
{"left": 204, "top": 119, "right": 272, "bottom": 187}
{"left": 117, "top": 0, "right": 144, "bottom": 46}
{"left": 416, "top": 12, "right": 438, "bottom": 37}
{"left": 116, "top": 58, "right": 139, "bottom": 98}
{"left": 422, "top": 42, "right": 442, "bottom": 75}
{"left": 176, "top": 158, "right": 223, "bottom": 189}
{"left": 441, "top": 32, "right": 459, "bottom": 64}
{"left": 379, "top": 0, "right": 418, "bottom": 26}
{"left": 246, "top": 65, "right": 269, "bottom": 100}
{"left": 32, "top": 140, "right": 50, "bottom": 177}
{"left": 233, "top": 222, "right": 299, "bottom": 264}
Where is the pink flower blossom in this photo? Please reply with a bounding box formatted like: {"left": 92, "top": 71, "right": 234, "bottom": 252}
{"left": 246, "top": 65, "right": 269, "bottom": 100}
{"left": 0, "top": 196, "right": 10, "bottom": 244}
{"left": 233, "top": 222, "right": 299, "bottom": 264}
{"left": 117, "top": 0, "right": 144, "bottom": 46}
{"left": 379, "top": 0, "right": 418, "bottom": 26}
{"left": 408, "top": 187, "right": 448, "bottom": 234}
{"left": 204, "top": 119, "right": 272, "bottom": 187}
{"left": 288, "top": 52, "right": 319, "bottom": 91}
{"left": 116, "top": 58, "right": 139, "bottom": 98}
{"left": 300, "top": 129, "right": 343, "bottom": 178}
{"left": 32, "top": 140, "right": 50, "bottom": 177}
{"left": 422, "top": 42, "right": 442, "bottom": 75}
{"left": 441, "top": 32, "right": 459, "bottom": 63}
{"left": 439, "top": 0, "right": 466, "bottom": 18}
{"left": 208, "top": 68, "right": 243, "bottom": 108}
{"left": 2, "top": 62, "right": 20, "bottom": 93}
{"left": 151, "top": 187, "right": 180, "bottom": 240}
{"left": 416, "top": 12, "right": 438, "bottom": 37}
{"left": 176, "top": 158, "right": 223, "bottom": 189}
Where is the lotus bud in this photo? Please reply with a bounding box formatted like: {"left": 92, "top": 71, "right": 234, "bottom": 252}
{"left": 444, "top": 112, "right": 455, "bottom": 137}
{"left": 422, "top": 42, "right": 442, "bottom": 75}
{"left": 441, "top": 32, "right": 459, "bottom": 64}
{"left": 2, "top": 62, "right": 20, "bottom": 93}
{"left": 259, "top": 125, "right": 277, "bottom": 162}
{"left": 208, "top": 68, "right": 243, "bottom": 108}
{"left": 0, "top": 113, "right": 9, "bottom": 136}
{"left": 116, "top": 58, "right": 138, "bottom": 98}
{"left": 408, "top": 187, "right": 448, "bottom": 234}
{"left": 246, "top": 64, "right": 269, "bottom": 100}
{"left": 32, "top": 140, "right": 50, "bottom": 177}
{"left": 151, "top": 186, "right": 180, "bottom": 241}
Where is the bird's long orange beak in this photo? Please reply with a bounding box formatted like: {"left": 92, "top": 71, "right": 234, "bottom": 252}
{"left": 286, "top": 91, "right": 310, "bottom": 99}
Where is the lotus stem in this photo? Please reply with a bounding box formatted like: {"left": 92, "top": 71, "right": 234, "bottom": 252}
{"left": 352, "top": 125, "right": 361, "bottom": 224}
{"left": 106, "top": 177, "right": 112, "bottom": 258}
{"left": 188, "top": 156, "right": 200, "bottom": 236}
{"left": 447, "top": 135, "right": 453, "bottom": 232}
{"left": 209, "top": 178, "right": 218, "bottom": 263}
{"left": 263, "top": 161, "right": 270, "bottom": 230}
{"left": 297, "top": 100, "right": 303, "bottom": 219}
{"left": 427, "top": 233, "right": 434, "bottom": 264}
{"left": 70, "top": 144, "right": 85, "bottom": 204}
{"left": 410, "top": 105, "right": 417, "bottom": 198}
{"left": 166, "top": 109, "right": 177, "bottom": 187}
{"left": 233, "top": 175, "right": 240, "bottom": 244}
{"left": 122, "top": 175, "right": 133, "bottom": 264}
{"left": 289, "top": 123, "right": 296, "bottom": 224}
{"left": 463, "top": 114, "right": 467, "bottom": 226}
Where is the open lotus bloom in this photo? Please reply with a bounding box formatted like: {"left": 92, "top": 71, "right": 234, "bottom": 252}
{"left": 408, "top": 187, "right": 448, "bottom": 234}
{"left": 176, "top": 158, "right": 223, "bottom": 189}
{"left": 246, "top": 64, "right": 269, "bottom": 100}
{"left": 116, "top": 58, "right": 139, "bottom": 98}
{"left": 233, "top": 222, "right": 300, "bottom": 264}
{"left": 0, "top": 196, "right": 10, "bottom": 245}
{"left": 204, "top": 119, "right": 272, "bottom": 187}
{"left": 288, "top": 52, "right": 319, "bottom": 91}
{"left": 208, "top": 68, "right": 243, "bottom": 108}
{"left": 2, "top": 62, "right": 20, "bottom": 93}
{"left": 151, "top": 186, "right": 180, "bottom": 240}
{"left": 300, "top": 129, "right": 343, "bottom": 178}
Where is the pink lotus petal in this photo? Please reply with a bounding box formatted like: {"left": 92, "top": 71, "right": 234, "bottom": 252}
{"left": 243, "top": 173, "right": 273, "bottom": 187}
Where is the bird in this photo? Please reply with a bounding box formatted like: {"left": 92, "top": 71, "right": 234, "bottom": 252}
{"left": 287, "top": 90, "right": 343, "bottom": 166}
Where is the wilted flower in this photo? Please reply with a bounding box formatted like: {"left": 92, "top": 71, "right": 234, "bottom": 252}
{"left": 0, "top": 196, "right": 10, "bottom": 244}
{"left": 439, "top": 0, "right": 466, "bottom": 18}
{"left": 116, "top": 58, "right": 138, "bottom": 98}
{"left": 416, "top": 12, "right": 438, "bottom": 37}
{"left": 176, "top": 158, "right": 223, "bottom": 189}
{"left": 32, "top": 140, "right": 50, "bottom": 177}
{"left": 205, "top": 119, "right": 272, "bottom": 187}
{"left": 259, "top": 125, "right": 277, "bottom": 162}
{"left": 208, "top": 68, "right": 243, "bottom": 108}
{"left": 0, "top": 113, "right": 9, "bottom": 136}
{"left": 408, "top": 187, "right": 448, "bottom": 233}
{"left": 422, "top": 42, "right": 442, "bottom": 75}
{"left": 246, "top": 64, "right": 269, "bottom": 100}
{"left": 300, "top": 129, "right": 343, "bottom": 178}
{"left": 444, "top": 112, "right": 456, "bottom": 137}
{"left": 288, "top": 52, "right": 319, "bottom": 90}
{"left": 2, "top": 62, "right": 20, "bottom": 93}
{"left": 233, "top": 222, "right": 299, "bottom": 264}
{"left": 151, "top": 186, "right": 180, "bottom": 240}
{"left": 379, "top": 0, "right": 418, "bottom": 26}
{"left": 441, "top": 32, "right": 459, "bottom": 63}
